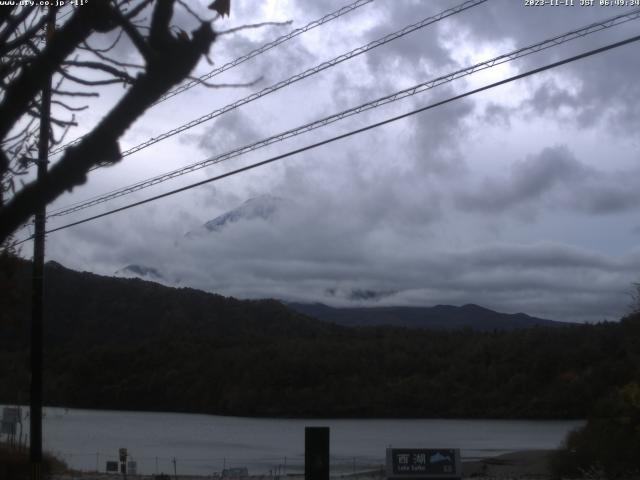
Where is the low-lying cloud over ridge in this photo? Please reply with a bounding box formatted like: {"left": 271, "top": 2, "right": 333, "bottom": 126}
{"left": 41, "top": 0, "right": 640, "bottom": 324}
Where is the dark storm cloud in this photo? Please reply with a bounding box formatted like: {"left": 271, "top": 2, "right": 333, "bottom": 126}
{"left": 197, "top": 110, "right": 263, "bottom": 154}
{"left": 456, "top": 145, "right": 587, "bottom": 213}
{"left": 362, "top": 0, "right": 456, "bottom": 78}
{"left": 48, "top": 187, "right": 638, "bottom": 325}
{"left": 454, "top": 0, "right": 640, "bottom": 130}
{"left": 480, "top": 102, "right": 512, "bottom": 127}
{"left": 523, "top": 79, "right": 580, "bottom": 116}
{"left": 451, "top": 0, "right": 612, "bottom": 50}
{"left": 409, "top": 86, "right": 474, "bottom": 176}
{"left": 213, "top": 27, "right": 317, "bottom": 86}
{"left": 275, "top": 146, "right": 445, "bottom": 232}
{"left": 569, "top": 171, "right": 640, "bottom": 215}
{"left": 572, "top": 42, "right": 640, "bottom": 130}
{"left": 43, "top": 0, "right": 640, "bottom": 326}
{"left": 160, "top": 216, "right": 639, "bottom": 322}
{"left": 456, "top": 144, "right": 640, "bottom": 216}
{"left": 460, "top": 242, "right": 626, "bottom": 271}
{"left": 302, "top": 0, "right": 369, "bottom": 16}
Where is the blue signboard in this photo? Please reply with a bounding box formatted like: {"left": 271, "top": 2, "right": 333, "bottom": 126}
{"left": 386, "top": 448, "right": 461, "bottom": 480}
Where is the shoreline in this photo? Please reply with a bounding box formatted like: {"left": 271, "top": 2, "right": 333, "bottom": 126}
{"left": 462, "top": 450, "right": 554, "bottom": 478}
{"left": 3, "top": 403, "right": 586, "bottom": 421}
{"left": 50, "top": 450, "right": 555, "bottom": 480}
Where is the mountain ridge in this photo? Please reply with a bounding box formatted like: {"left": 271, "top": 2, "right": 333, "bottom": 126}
{"left": 3, "top": 256, "right": 640, "bottom": 418}
{"left": 185, "top": 194, "right": 286, "bottom": 237}
{"left": 286, "top": 301, "right": 566, "bottom": 331}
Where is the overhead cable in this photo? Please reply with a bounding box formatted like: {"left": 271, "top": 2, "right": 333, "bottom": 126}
{"left": 48, "top": 7, "right": 640, "bottom": 218}
{"left": 48, "top": 0, "right": 374, "bottom": 156}
{"left": 156, "top": 0, "right": 375, "bottom": 104}
{"left": 22, "top": 32, "right": 639, "bottom": 242}
{"left": 48, "top": 0, "right": 487, "bottom": 159}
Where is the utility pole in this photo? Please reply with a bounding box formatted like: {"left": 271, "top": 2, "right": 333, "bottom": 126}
{"left": 30, "top": 7, "right": 55, "bottom": 480}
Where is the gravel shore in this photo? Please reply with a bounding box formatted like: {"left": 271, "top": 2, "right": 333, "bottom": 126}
{"left": 50, "top": 450, "right": 554, "bottom": 480}
{"left": 462, "top": 450, "right": 553, "bottom": 478}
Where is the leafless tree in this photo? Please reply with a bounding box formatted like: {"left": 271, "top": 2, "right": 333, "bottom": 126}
{"left": 0, "top": 0, "right": 233, "bottom": 245}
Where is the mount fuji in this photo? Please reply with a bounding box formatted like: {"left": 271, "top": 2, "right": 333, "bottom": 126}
{"left": 185, "top": 194, "right": 286, "bottom": 237}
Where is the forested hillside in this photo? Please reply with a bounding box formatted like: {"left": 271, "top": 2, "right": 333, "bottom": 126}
{"left": 1, "top": 258, "right": 639, "bottom": 418}
{"left": 287, "top": 302, "right": 566, "bottom": 330}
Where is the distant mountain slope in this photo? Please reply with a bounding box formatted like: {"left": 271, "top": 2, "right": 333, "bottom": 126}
{"left": 287, "top": 302, "right": 566, "bottom": 330}
{"left": 186, "top": 194, "right": 286, "bottom": 237}
{"left": 114, "top": 264, "right": 164, "bottom": 281}
{"left": 3, "top": 257, "right": 640, "bottom": 419}
{"left": 0, "top": 259, "right": 340, "bottom": 351}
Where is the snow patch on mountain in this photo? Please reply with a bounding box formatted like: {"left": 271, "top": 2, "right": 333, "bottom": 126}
{"left": 114, "top": 264, "right": 164, "bottom": 281}
{"left": 186, "top": 194, "right": 287, "bottom": 237}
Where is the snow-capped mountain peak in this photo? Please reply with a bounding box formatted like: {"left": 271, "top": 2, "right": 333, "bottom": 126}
{"left": 187, "top": 194, "right": 286, "bottom": 237}
{"left": 114, "top": 264, "right": 164, "bottom": 280}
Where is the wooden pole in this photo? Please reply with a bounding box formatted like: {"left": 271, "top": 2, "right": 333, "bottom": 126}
{"left": 30, "top": 7, "right": 55, "bottom": 480}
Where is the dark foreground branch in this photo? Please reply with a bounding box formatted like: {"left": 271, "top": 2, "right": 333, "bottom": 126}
{"left": 0, "top": 11, "right": 216, "bottom": 244}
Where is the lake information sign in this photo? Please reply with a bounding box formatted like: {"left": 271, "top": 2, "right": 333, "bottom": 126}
{"left": 386, "top": 448, "right": 461, "bottom": 480}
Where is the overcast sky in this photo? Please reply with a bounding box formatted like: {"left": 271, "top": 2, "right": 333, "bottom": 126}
{"left": 25, "top": 0, "right": 640, "bottom": 323}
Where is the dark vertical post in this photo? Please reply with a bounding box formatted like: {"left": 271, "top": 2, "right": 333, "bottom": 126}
{"left": 305, "top": 427, "right": 329, "bottom": 480}
{"left": 119, "top": 448, "right": 128, "bottom": 480}
{"left": 30, "top": 8, "right": 55, "bottom": 480}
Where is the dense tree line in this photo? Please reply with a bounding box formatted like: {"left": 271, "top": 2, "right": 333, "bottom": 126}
{"left": 550, "top": 382, "right": 640, "bottom": 477}
{"left": 1, "top": 259, "right": 639, "bottom": 419}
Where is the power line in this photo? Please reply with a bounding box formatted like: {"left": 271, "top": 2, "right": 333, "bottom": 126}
{"left": 48, "top": 7, "right": 640, "bottom": 218}
{"left": 156, "top": 0, "right": 374, "bottom": 104}
{"left": 23, "top": 32, "right": 639, "bottom": 243}
{"left": 48, "top": 0, "right": 488, "bottom": 160}
{"left": 48, "top": 0, "right": 374, "bottom": 156}
{"left": 30, "top": 7, "right": 56, "bottom": 479}
{"left": 101, "top": 0, "right": 488, "bottom": 160}
{"left": 0, "top": 6, "right": 73, "bottom": 145}
{"left": 48, "top": 0, "right": 491, "bottom": 216}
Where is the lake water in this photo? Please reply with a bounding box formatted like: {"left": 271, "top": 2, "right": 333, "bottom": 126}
{"left": 7, "top": 406, "right": 583, "bottom": 476}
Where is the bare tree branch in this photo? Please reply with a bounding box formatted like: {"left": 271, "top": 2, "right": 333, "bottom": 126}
{"left": 124, "top": 0, "right": 154, "bottom": 20}
{"left": 49, "top": 116, "right": 78, "bottom": 128}
{"left": 80, "top": 29, "right": 124, "bottom": 54}
{"left": 52, "top": 89, "right": 100, "bottom": 97}
{"left": 0, "top": 15, "right": 48, "bottom": 56}
{"left": 217, "top": 20, "right": 292, "bottom": 36}
{"left": 149, "top": 0, "right": 174, "bottom": 49}
{"left": 110, "top": 8, "right": 155, "bottom": 62}
{"left": 177, "top": 0, "right": 210, "bottom": 24}
{"left": 57, "top": 68, "right": 128, "bottom": 86}
{"left": 87, "top": 46, "right": 145, "bottom": 70}
{"left": 61, "top": 60, "right": 137, "bottom": 83}
{"left": 51, "top": 99, "right": 89, "bottom": 112}
{"left": 189, "top": 75, "right": 263, "bottom": 89}
{"left": 0, "top": 6, "right": 35, "bottom": 48}
{"left": 0, "top": 1, "right": 217, "bottom": 243}
{"left": 0, "top": 3, "right": 110, "bottom": 140}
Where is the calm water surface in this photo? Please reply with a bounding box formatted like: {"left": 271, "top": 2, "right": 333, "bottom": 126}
{"left": 12, "top": 407, "right": 583, "bottom": 475}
